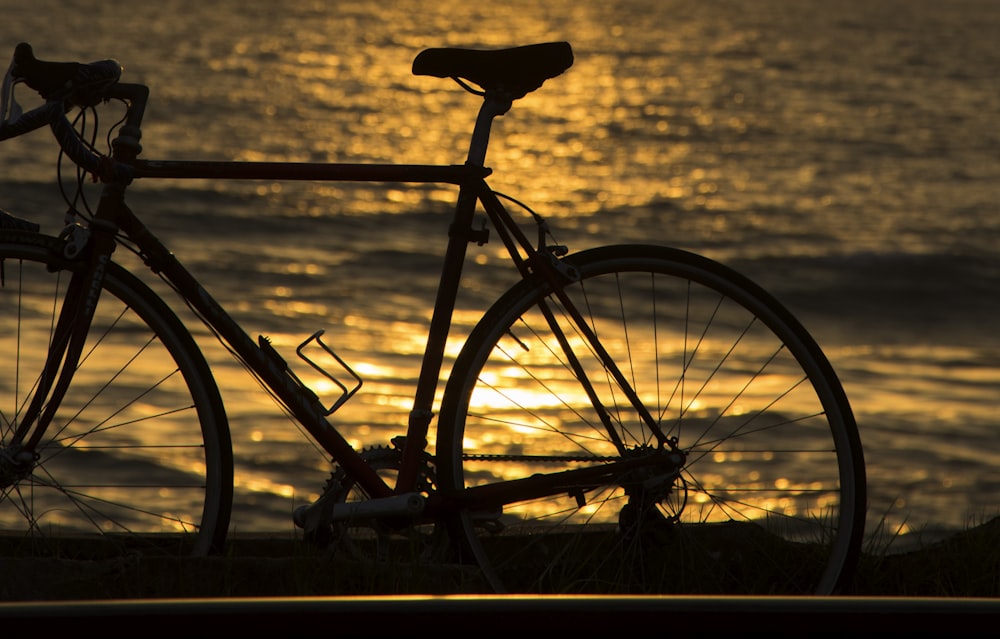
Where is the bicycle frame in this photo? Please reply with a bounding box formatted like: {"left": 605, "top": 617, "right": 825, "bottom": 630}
{"left": 0, "top": 42, "right": 866, "bottom": 595}
{"left": 122, "top": 159, "right": 493, "bottom": 502}
{"left": 16, "top": 85, "right": 675, "bottom": 523}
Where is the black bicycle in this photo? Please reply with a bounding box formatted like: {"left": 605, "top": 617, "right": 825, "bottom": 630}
{"left": 0, "top": 41, "right": 865, "bottom": 594}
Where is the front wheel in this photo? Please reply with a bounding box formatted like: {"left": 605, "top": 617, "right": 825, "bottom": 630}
{"left": 437, "top": 245, "right": 865, "bottom": 594}
{"left": 0, "top": 231, "right": 232, "bottom": 556}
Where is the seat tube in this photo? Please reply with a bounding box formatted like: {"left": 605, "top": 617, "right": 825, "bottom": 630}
{"left": 398, "top": 180, "right": 482, "bottom": 490}
{"left": 398, "top": 94, "right": 506, "bottom": 489}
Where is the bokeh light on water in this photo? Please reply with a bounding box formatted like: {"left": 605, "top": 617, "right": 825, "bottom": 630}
{"left": 0, "top": 0, "right": 998, "bottom": 542}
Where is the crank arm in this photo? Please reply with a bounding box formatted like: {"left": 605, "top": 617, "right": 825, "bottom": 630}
{"left": 293, "top": 491, "right": 426, "bottom": 533}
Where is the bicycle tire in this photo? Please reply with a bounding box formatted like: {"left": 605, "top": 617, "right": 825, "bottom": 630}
{"left": 437, "top": 244, "right": 865, "bottom": 594}
{"left": 0, "top": 231, "right": 232, "bottom": 556}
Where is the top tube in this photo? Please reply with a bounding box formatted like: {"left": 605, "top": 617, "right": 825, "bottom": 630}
{"left": 130, "top": 159, "right": 491, "bottom": 184}
{"left": 3, "top": 42, "right": 573, "bottom": 184}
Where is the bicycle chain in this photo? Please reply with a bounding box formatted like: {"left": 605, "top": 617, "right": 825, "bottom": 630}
{"left": 322, "top": 443, "right": 436, "bottom": 498}
{"left": 462, "top": 453, "right": 621, "bottom": 463}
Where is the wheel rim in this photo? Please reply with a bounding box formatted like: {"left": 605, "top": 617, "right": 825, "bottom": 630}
{"left": 440, "top": 246, "right": 863, "bottom": 594}
{"left": 0, "top": 238, "right": 230, "bottom": 556}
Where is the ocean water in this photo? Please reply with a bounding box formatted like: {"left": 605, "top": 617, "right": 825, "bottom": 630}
{"left": 1, "top": 0, "right": 998, "bottom": 543}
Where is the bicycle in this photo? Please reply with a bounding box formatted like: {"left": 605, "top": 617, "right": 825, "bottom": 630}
{"left": 0, "top": 41, "right": 865, "bottom": 594}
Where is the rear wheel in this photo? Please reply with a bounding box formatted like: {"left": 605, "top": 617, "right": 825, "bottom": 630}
{"left": 0, "top": 231, "right": 232, "bottom": 556}
{"left": 437, "top": 244, "right": 865, "bottom": 594}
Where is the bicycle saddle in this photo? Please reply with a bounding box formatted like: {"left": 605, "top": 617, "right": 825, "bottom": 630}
{"left": 412, "top": 42, "right": 573, "bottom": 99}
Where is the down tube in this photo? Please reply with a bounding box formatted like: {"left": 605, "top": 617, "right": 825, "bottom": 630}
{"left": 118, "top": 209, "right": 393, "bottom": 498}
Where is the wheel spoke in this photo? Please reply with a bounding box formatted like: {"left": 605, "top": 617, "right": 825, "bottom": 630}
{"left": 0, "top": 235, "right": 232, "bottom": 557}
{"left": 439, "top": 245, "right": 864, "bottom": 594}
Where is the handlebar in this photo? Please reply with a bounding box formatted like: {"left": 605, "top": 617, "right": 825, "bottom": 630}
{"left": 0, "top": 43, "right": 139, "bottom": 183}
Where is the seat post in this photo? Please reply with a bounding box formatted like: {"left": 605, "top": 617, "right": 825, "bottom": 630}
{"left": 465, "top": 92, "right": 512, "bottom": 167}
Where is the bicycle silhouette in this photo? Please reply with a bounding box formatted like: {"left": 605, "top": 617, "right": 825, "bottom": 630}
{"left": 0, "top": 42, "right": 865, "bottom": 594}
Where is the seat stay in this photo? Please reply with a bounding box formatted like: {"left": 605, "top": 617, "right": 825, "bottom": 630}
{"left": 478, "top": 188, "right": 673, "bottom": 452}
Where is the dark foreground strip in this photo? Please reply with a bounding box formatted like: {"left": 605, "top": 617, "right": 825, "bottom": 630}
{"left": 1, "top": 595, "right": 997, "bottom": 636}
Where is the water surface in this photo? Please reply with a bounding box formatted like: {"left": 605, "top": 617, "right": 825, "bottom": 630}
{"left": 1, "top": 0, "right": 998, "bottom": 542}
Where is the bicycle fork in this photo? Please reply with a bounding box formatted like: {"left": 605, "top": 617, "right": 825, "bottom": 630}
{"left": 3, "top": 219, "right": 114, "bottom": 479}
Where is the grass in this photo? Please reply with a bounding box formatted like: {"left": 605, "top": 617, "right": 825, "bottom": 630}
{"left": 2, "top": 518, "right": 999, "bottom": 601}
{"left": 851, "top": 516, "right": 1000, "bottom": 597}
{"left": 0, "top": 534, "right": 485, "bottom": 601}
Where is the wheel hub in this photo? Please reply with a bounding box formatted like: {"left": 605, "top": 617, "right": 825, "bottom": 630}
{"left": 0, "top": 445, "right": 34, "bottom": 489}
{"left": 619, "top": 445, "right": 688, "bottom": 528}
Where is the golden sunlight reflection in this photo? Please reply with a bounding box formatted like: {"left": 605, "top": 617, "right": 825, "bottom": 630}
{"left": 235, "top": 474, "right": 297, "bottom": 500}
{"left": 5, "top": 0, "right": 995, "bottom": 552}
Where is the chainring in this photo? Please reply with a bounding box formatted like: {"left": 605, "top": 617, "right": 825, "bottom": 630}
{"left": 306, "top": 440, "right": 440, "bottom": 562}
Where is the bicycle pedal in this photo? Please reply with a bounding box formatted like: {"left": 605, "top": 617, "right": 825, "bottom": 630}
{"left": 295, "top": 330, "right": 363, "bottom": 415}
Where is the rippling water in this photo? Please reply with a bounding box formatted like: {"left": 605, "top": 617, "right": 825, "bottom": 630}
{"left": 1, "top": 0, "right": 999, "bottom": 541}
